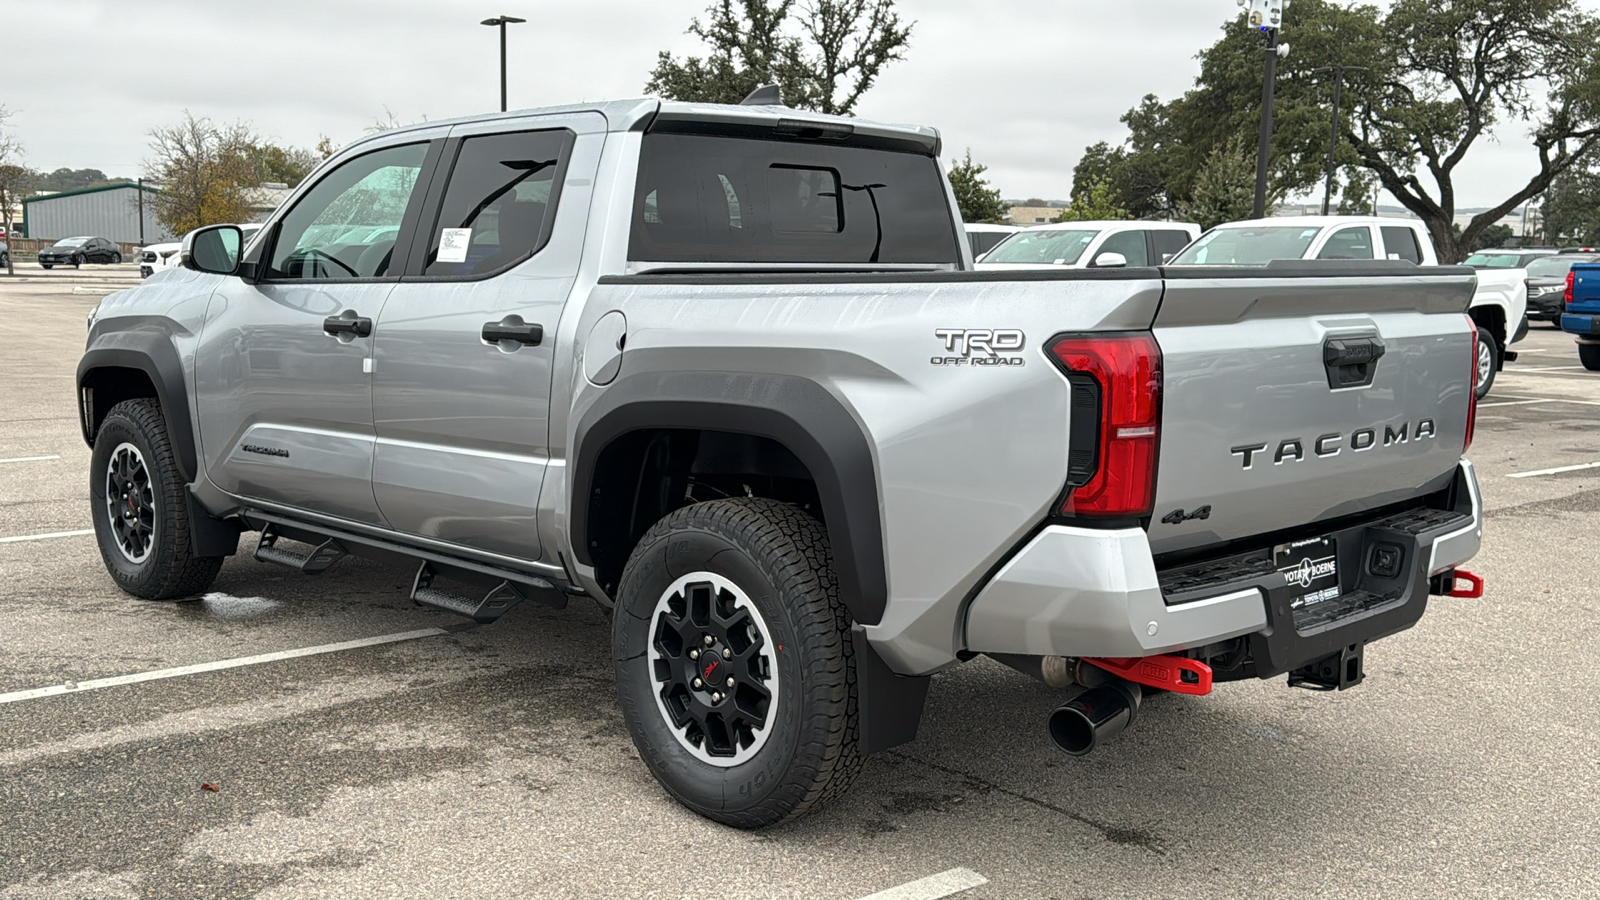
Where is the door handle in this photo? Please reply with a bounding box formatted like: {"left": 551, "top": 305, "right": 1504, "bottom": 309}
{"left": 481, "top": 321, "right": 544, "bottom": 345}
{"left": 323, "top": 314, "right": 373, "bottom": 337}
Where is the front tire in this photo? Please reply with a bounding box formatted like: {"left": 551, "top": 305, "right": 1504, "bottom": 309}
{"left": 90, "top": 399, "right": 223, "bottom": 600}
{"left": 40, "top": 263, "right": 51, "bottom": 269}
{"left": 613, "top": 497, "right": 861, "bottom": 829}
{"left": 111, "top": 251, "right": 122, "bottom": 264}
{"left": 1475, "top": 330, "right": 1498, "bottom": 399}
{"left": 73, "top": 255, "right": 82, "bottom": 268}
{"left": 1579, "top": 342, "right": 1600, "bottom": 372}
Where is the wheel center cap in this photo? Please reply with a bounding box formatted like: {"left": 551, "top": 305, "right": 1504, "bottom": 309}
{"left": 700, "top": 655, "right": 723, "bottom": 684}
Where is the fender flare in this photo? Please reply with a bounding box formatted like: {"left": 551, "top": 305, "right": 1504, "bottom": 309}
{"left": 77, "top": 331, "right": 198, "bottom": 483}
{"left": 571, "top": 370, "right": 888, "bottom": 626}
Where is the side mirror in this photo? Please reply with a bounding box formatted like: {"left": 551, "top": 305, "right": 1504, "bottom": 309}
{"left": 1092, "top": 251, "right": 1128, "bottom": 268}
{"left": 182, "top": 225, "right": 243, "bottom": 275}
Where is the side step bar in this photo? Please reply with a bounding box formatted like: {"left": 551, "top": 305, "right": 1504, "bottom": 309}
{"left": 411, "top": 561, "right": 563, "bottom": 624}
{"left": 254, "top": 525, "right": 348, "bottom": 574}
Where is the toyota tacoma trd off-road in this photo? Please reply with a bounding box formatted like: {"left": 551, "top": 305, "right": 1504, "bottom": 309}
{"left": 78, "top": 94, "right": 1484, "bottom": 828}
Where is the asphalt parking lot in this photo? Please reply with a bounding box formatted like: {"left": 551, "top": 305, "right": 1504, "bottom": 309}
{"left": 2, "top": 266, "right": 1597, "bottom": 900}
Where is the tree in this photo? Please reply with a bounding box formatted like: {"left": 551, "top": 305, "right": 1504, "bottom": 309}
{"left": 243, "top": 143, "right": 319, "bottom": 188}
{"left": 1056, "top": 175, "right": 1127, "bottom": 222}
{"left": 146, "top": 113, "right": 260, "bottom": 236}
{"left": 37, "top": 168, "right": 117, "bottom": 193}
{"left": 947, "top": 149, "right": 1006, "bottom": 223}
{"left": 645, "top": 0, "right": 913, "bottom": 115}
{"left": 1180, "top": 143, "right": 1266, "bottom": 230}
{"left": 1348, "top": 0, "right": 1600, "bottom": 261}
{"left": 0, "top": 106, "right": 31, "bottom": 276}
{"left": 1541, "top": 161, "right": 1600, "bottom": 244}
{"left": 1469, "top": 223, "right": 1516, "bottom": 251}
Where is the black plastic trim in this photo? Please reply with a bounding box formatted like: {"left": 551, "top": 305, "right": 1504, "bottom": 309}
{"left": 572, "top": 370, "right": 887, "bottom": 626}
{"left": 77, "top": 333, "right": 197, "bottom": 481}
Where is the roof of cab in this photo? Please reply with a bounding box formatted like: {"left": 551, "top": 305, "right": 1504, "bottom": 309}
{"left": 1018, "top": 220, "right": 1198, "bottom": 231}
{"left": 1211, "top": 215, "right": 1425, "bottom": 229}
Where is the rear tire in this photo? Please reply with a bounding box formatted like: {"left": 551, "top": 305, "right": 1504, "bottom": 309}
{"left": 1579, "top": 342, "right": 1600, "bottom": 372}
{"left": 90, "top": 398, "right": 223, "bottom": 600}
{"left": 1475, "top": 331, "right": 1498, "bottom": 399}
{"left": 111, "top": 251, "right": 122, "bottom": 264}
{"left": 612, "top": 497, "right": 861, "bottom": 829}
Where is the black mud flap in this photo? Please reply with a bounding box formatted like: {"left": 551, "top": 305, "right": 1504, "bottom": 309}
{"left": 852, "top": 626, "right": 931, "bottom": 755}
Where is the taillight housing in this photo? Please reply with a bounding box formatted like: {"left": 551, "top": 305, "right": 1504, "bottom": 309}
{"left": 1565, "top": 269, "right": 1576, "bottom": 309}
{"left": 1049, "top": 334, "right": 1162, "bottom": 517}
{"left": 1465, "top": 316, "right": 1478, "bottom": 452}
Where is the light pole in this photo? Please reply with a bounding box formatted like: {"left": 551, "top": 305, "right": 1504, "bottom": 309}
{"left": 481, "top": 15, "right": 526, "bottom": 112}
{"left": 1241, "top": 0, "right": 1289, "bottom": 219}
{"left": 1311, "top": 65, "right": 1367, "bottom": 216}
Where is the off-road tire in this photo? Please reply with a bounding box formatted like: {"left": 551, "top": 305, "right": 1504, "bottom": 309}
{"left": 90, "top": 398, "right": 223, "bottom": 600}
{"left": 1475, "top": 330, "right": 1498, "bottom": 399}
{"left": 1579, "top": 342, "right": 1600, "bottom": 372}
{"left": 613, "top": 497, "right": 861, "bottom": 829}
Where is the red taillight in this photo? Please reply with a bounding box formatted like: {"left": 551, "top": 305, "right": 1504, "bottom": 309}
{"left": 1049, "top": 334, "right": 1162, "bottom": 517}
{"left": 1565, "top": 269, "right": 1576, "bottom": 308}
{"left": 1465, "top": 316, "right": 1477, "bottom": 452}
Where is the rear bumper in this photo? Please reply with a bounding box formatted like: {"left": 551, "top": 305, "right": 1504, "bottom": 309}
{"left": 1561, "top": 313, "right": 1600, "bottom": 336}
{"left": 963, "top": 460, "right": 1482, "bottom": 672}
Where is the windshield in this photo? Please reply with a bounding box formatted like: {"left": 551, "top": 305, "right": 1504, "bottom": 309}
{"left": 1463, "top": 253, "right": 1523, "bottom": 268}
{"left": 53, "top": 238, "right": 88, "bottom": 248}
{"left": 1168, "top": 226, "right": 1319, "bottom": 265}
{"left": 1526, "top": 256, "right": 1592, "bottom": 277}
{"left": 981, "top": 229, "right": 1099, "bottom": 265}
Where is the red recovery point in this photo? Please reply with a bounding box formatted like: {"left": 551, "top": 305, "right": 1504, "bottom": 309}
{"left": 1082, "top": 654, "right": 1214, "bottom": 696}
{"left": 1447, "top": 569, "right": 1485, "bottom": 598}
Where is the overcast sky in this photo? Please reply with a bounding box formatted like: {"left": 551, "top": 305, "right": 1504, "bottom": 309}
{"left": 3, "top": 0, "right": 1581, "bottom": 207}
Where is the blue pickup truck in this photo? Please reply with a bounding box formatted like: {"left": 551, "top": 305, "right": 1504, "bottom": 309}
{"left": 1563, "top": 263, "right": 1600, "bottom": 370}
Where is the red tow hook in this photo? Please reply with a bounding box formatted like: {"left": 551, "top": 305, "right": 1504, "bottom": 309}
{"left": 1447, "top": 569, "right": 1485, "bottom": 598}
{"left": 1082, "top": 654, "right": 1214, "bottom": 696}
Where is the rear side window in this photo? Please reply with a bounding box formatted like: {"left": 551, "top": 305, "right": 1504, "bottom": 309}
{"left": 1094, "top": 230, "right": 1149, "bottom": 266}
{"left": 1318, "top": 226, "right": 1375, "bottom": 259}
{"left": 1381, "top": 226, "right": 1423, "bottom": 264}
{"left": 630, "top": 133, "right": 960, "bottom": 265}
{"left": 422, "top": 129, "right": 574, "bottom": 277}
{"left": 1150, "top": 229, "right": 1190, "bottom": 263}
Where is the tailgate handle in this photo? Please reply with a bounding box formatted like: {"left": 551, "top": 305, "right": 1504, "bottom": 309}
{"left": 1323, "top": 335, "right": 1385, "bottom": 388}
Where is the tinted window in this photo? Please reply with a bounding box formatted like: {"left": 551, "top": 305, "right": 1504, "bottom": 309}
{"left": 1169, "top": 226, "right": 1319, "bottom": 265}
{"left": 1380, "top": 226, "right": 1423, "bottom": 264}
{"left": 630, "top": 133, "right": 960, "bottom": 265}
{"left": 1463, "top": 253, "right": 1522, "bottom": 268}
{"left": 1526, "top": 255, "right": 1592, "bottom": 277}
{"left": 1151, "top": 229, "right": 1190, "bottom": 262}
{"left": 422, "top": 129, "right": 573, "bottom": 277}
{"left": 983, "top": 229, "right": 1099, "bottom": 265}
{"left": 968, "top": 231, "right": 1011, "bottom": 256}
{"left": 1318, "top": 227, "right": 1375, "bottom": 259}
{"left": 1093, "top": 229, "right": 1148, "bottom": 266}
{"left": 266, "top": 143, "right": 427, "bottom": 280}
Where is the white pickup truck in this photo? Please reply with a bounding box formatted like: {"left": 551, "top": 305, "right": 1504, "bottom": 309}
{"left": 1171, "top": 216, "right": 1526, "bottom": 398}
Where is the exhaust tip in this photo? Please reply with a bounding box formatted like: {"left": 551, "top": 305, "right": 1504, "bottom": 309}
{"left": 1048, "top": 705, "right": 1097, "bottom": 756}
{"left": 1047, "top": 683, "right": 1140, "bottom": 756}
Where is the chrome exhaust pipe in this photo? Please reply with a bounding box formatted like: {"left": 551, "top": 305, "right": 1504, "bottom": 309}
{"left": 1047, "top": 680, "right": 1141, "bottom": 756}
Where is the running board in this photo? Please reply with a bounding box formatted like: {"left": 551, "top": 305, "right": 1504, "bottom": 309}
{"left": 410, "top": 561, "right": 563, "bottom": 624}
{"left": 254, "top": 525, "right": 347, "bottom": 575}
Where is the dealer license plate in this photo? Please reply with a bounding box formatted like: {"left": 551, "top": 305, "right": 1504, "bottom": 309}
{"left": 1274, "top": 536, "right": 1340, "bottom": 612}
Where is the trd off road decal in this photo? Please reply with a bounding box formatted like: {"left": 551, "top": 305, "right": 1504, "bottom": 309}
{"left": 932, "top": 328, "right": 1026, "bottom": 367}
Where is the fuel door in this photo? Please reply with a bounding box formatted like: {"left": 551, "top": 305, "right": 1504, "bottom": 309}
{"left": 584, "top": 310, "right": 627, "bottom": 386}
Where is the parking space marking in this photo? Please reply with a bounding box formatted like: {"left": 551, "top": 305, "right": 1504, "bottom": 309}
{"left": 0, "top": 455, "right": 60, "bottom": 464}
{"left": 0, "top": 528, "right": 94, "bottom": 544}
{"left": 1510, "top": 365, "right": 1590, "bottom": 373}
{"left": 0, "top": 628, "right": 449, "bottom": 705}
{"left": 1506, "top": 460, "right": 1600, "bottom": 479}
{"left": 1476, "top": 399, "right": 1557, "bottom": 408}
{"left": 855, "top": 868, "right": 987, "bottom": 900}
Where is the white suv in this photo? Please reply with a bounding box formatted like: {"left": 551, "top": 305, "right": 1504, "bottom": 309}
{"left": 976, "top": 220, "right": 1200, "bottom": 270}
{"left": 141, "top": 224, "right": 263, "bottom": 278}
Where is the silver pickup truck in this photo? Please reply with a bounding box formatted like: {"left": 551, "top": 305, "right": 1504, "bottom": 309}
{"left": 78, "top": 96, "right": 1483, "bottom": 828}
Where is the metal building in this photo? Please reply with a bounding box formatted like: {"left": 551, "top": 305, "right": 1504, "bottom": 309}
{"left": 22, "top": 183, "right": 170, "bottom": 244}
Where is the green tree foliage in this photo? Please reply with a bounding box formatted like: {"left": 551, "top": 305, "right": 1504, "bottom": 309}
{"left": 147, "top": 113, "right": 326, "bottom": 235}
{"left": 243, "top": 143, "right": 320, "bottom": 188}
{"left": 1539, "top": 161, "right": 1600, "bottom": 244}
{"left": 1073, "top": 0, "right": 1600, "bottom": 261}
{"left": 947, "top": 149, "right": 1006, "bottom": 223}
{"left": 37, "top": 167, "right": 117, "bottom": 192}
{"left": 1056, "top": 176, "right": 1128, "bottom": 222}
{"left": 1180, "top": 143, "right": 1265, "bottom": 230}
{"left": 1470, "top": 223, "right": 1516, "bottom": 251}
{"left": 645, "top": 0, "right": 913, "bottom": 115}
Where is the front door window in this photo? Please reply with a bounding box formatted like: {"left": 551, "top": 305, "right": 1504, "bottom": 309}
{"left": 265, "top": 143, "right": 427, "bottom": 280}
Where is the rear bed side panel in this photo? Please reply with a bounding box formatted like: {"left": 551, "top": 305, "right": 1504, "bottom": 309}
{"left": 565, "top": 273, "right": 1164, "bottom": 675}
{"left": 1147, "top": 270, "right": 1477, "bottom": 558}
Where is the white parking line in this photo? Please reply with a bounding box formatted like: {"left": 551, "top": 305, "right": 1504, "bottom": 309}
{"left": 0, "top": 529, "right": 95, "bottom": 544}
{"left": 1476, "top": 399, "right": 1556, "bottom": 408}
{"left": 1511, "top": 365, "right": 1591, "bottom": 372}
{"left": 0, "top": 455, "right": 60, "bottom": 464}
{"left": 1507, "top": 461, "right": 1600, "bottom": 479}
{"left": 0, "top": 628, "right": 449, "bottom": 705}
{"left": 855, "top": 868, "right": 988, "bottom": 900}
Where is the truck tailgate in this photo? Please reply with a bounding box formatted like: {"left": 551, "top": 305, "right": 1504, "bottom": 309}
{"left": 1147, "top": 262, "right": 1476, "bottom": 557}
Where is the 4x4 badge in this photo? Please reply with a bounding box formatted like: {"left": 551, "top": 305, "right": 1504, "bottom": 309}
{"left": 1161, "top": 505, "right": 1211, "bottom": 525}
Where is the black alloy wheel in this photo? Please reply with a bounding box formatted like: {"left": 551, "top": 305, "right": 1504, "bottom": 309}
{"left": 89, "top": 398, "right": 224, "bottom": 599}
{"left": 613, "top": 497, "right": 862, "bottom": 829}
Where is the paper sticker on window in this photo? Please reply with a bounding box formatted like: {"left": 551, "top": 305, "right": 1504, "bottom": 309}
{"left": 438, "top": 228, "right": 472, "bottom": 263}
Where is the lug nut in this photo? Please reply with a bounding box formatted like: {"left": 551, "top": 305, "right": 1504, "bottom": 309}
{"left": 722, "top": 648, "right": 732, "bottom": 660}
{"left": 711, "top": 692, "right": 723, "bottom": 702}
{"left": 688, "top": 649, "right": 700, "bottom": 660}
{"left": 692, "top": 677, "right": 704, "bottom": 688}
{"left": 703, "top": 634, "right": 715, "bottom": 646}
{"left": 725, "top": 677, "right": 735, "bottom": 687}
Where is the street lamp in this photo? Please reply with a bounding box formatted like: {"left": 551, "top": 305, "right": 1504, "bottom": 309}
{"left": 1239, "top": 0, "right": 1289, "bottom": 219}
{"left": 1311, "top": 65, "right": 1369, "bottom": 216}
{"left": 481, "top": 15, "right": 527, "bottom": 113}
